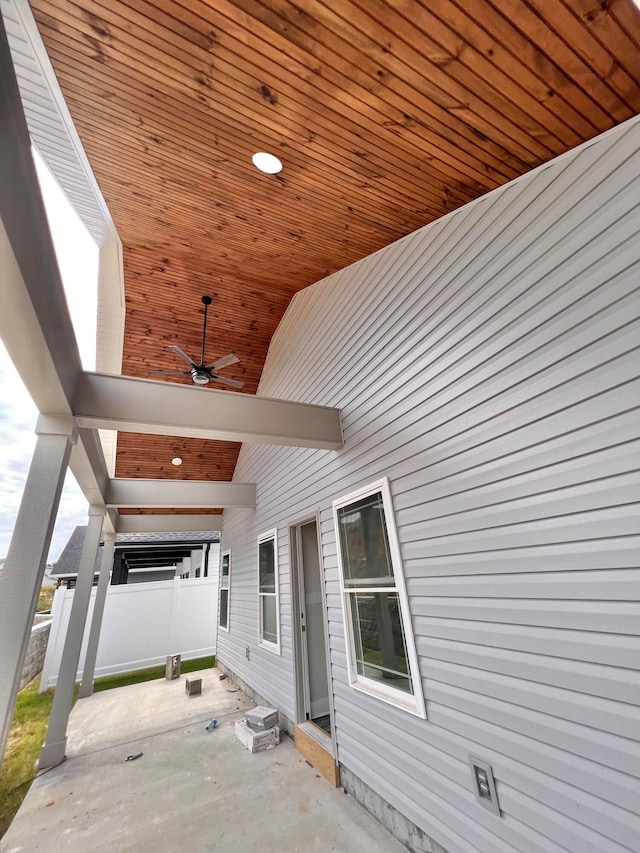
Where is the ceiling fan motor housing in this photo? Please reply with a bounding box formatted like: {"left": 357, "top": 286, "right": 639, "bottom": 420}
{"left": 191, "top": 368, "right": 210, "bottom": 385}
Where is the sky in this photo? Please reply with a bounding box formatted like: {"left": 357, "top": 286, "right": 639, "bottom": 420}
{"left": 0, "top": 150, "right": 99, "bottom": 563}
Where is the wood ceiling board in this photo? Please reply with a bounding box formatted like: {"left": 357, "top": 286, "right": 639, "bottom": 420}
{"left": 552, "top": 0, "right": 640, "bottom": 81}
{"left": 43, "top": 82, "right": 469, "bottom": 231}
{"left": 120, "top": 249, "right": 291, "bottom": 389}
{"left": 117, "top": 508, "right": 224, "bottom": 515}
{"left": 458, "top": 0, "right": 639, "bottom": 120}
{"left": 43, "top": 0, "right": 530, "bottom": 182}
{"left": 37, "top": 48, "right": 480, "bottom": 226}
{"left": 387, "top": 0, "right": 624, "bottom": 126}
{"left": 28, "top": 0, "right": 640, "bottom": 494}
{"left": 33, "top": 4, "right": 640, "bottom": 266}
{"left": 268, "top": 0, "right": 570, "bottom": 156}
{"left": 114, "top": 433, "right": 240, "bottom": 482}
{"left": 48, "top": 11, "right": 496, "bottom": 199}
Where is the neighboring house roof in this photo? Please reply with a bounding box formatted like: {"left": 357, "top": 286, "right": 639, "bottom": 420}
{"left": 51, "top": 526, "right": 220, "bottom": 578}
{"left": 113, "top": 532, "right": 220, "bottom": 546}
{"left": 0, "top": 559, "right": 55, "bottom": 581}
{"left": 51, "top": 526, "right": 102, "bottom": 578}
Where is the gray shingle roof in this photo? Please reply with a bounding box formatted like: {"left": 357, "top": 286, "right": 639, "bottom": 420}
{"left": 51, "top": 527, "right": 219, "bottom": 577}
{"left": 52, "top": 526, "right": 102, "bottom": 577}
{"left": 114, "top": 531, "right": 219, "bottom": 546}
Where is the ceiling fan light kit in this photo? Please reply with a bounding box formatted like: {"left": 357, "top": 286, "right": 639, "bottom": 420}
{"left": 152, "top": 295, "right": 244, "bottom": 390}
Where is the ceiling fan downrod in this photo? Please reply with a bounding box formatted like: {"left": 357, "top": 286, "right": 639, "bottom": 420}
{"left": 200, "top": 295, "right": 212, "bottom": 368}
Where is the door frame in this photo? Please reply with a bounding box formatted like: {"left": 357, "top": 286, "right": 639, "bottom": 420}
{"left": 289, "top": 511, "right": 336, "bottom": 744}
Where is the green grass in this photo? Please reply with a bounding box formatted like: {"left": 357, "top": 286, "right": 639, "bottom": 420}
{"left": 0, "top": 655, "right": 215, "bottom": 839}
{"left": 0, "top": 678, "right": 60, "bottom": 840}
{"left": 93, "top": 655, "right": 215, "bottom": 693}
{"left": 36, "top": 586, "right": 54, "bottom": 612}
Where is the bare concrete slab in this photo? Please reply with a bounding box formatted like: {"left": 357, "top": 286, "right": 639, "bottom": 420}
{"left": 1, "top": 668, "right": 406, "bottom": 853}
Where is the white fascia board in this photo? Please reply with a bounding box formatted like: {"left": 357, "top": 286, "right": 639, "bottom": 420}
{"left": 73, "top": 372, "right": 344, "bottom": 450}
{"left": 0, "top": 26, "right": 110, "bottom": 507}
{"left": 105, "top": 478, "right": 256, "bottom": 509}
{"left": 114, "top": 514, "right": 223, "bottom": 534}
{"left": 0, "top": 29, "right": 80, "bottom": 410}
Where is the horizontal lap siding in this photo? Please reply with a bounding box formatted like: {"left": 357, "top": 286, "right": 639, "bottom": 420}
{"left": 216, "top": 513, "right": 295, "bottom": 718}
{"left": 218, "top": 119, "right": 640, "bottom": 853}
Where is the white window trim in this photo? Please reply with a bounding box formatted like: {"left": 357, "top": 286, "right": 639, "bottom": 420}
{"left": 333, "top": 477, "right": 426, "bottom": 719}
{"left": 258, "top": 528, "right": 280, "bottom": 655}
{"left": 218, "top": 549, "right": 231, "bottom": 633}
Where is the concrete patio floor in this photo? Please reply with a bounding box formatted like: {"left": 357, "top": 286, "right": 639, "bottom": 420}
{"left": 1, "top": 668, "right": 406, "bottom": 852}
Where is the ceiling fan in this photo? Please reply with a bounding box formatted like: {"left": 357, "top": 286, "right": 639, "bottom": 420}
{"left": 152, "top": 296, "right": 244, "bottom": 389}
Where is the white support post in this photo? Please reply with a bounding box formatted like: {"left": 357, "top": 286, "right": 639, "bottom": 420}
{"left": 40, "top": 506, "right": 104, "bottom": 769}
{"left": 167, "top": 576, "right": 182, "bottom": 656}
{"left": 0, "top": 416, "right": 77, "bottom": 766}
{"left": 78, "top": 529, "right": 115, "bottom": 698}
{"left": 183, "top": 556, "right": 192, "bottom": 579}
{"left": 191, "top": 549, "right": 201, "bottom": 578}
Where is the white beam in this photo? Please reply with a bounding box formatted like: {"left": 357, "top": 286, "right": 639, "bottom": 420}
{"left": 73, "top": 372, "right": 343, "bottom": 450}
{"left": 105, "top": 478, "right": 256, "bottom": 508}
{"left": 114, "top": 514, "right": 223, "bottom": 534}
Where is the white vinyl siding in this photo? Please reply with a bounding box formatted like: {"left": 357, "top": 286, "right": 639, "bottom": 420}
{"left": 218, "top": 118, "right": 640, "bottom": 853}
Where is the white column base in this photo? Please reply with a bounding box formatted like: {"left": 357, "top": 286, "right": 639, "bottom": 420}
{"left": 77, "top": 681, "right": 94, "bottom": 700}
{"left": 39, "top": 736, "right": 67, "bottom": 770}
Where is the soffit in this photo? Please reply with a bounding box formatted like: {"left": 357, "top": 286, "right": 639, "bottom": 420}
{"left": 27, "top": 0, "right": 640, "bottom": 498}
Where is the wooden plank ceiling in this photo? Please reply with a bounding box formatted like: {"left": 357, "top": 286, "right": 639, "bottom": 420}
{"left": 30, "top": 0, "right": 640, "bottom": 516}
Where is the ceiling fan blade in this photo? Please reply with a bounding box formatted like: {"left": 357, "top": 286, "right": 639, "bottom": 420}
{"left": 151, "top": 369, "right": 191, "bottom": 377}
{"left": 168, "top": 344, "right": 197, "bottom": 367}
{"left": 205, "top": 353, "right": 239, "bottom": 371}
{"left": 210, "top": 374, "right": 244, "bottom": 389}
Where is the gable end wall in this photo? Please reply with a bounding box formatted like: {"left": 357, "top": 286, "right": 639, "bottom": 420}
{"left": 217, "top": 119, "right": 640, "bottom": 853}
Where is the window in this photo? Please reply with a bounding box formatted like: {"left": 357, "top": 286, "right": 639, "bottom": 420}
{"left": 219, "top": 550, "right": 231, "bottom": 631}
{"left": 333, "top": 479, "right": 425, "bottom": 717}
{"left": 258, "top": 529, "right": 280, "bottom": 653}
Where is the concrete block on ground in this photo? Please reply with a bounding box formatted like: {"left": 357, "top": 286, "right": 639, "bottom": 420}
{"left": 234, "top": 719, "right": 279, "bottom": 753}
{"left": 244, "top": 706, "right": 278, "bottom": 731}
{"left": 185, "top": 677, "right": 202, "bottom": 696}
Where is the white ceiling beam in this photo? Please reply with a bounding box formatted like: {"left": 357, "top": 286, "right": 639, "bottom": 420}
{"left": 105, "top": 478, "right": 256, "bottom": 509}
{"left": 114, "top": 514, "right": 223, "bottom": 534}
{"left": 73, "top": 372, "right": 344, "bottom": 450}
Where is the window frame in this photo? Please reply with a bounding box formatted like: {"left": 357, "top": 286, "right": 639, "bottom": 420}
{"left": 218, "top": 549, "right": 231, "bottom": 632}
{"left": 333, "top": 478, "right": 426, "bottom": 718}
{"left": 257, "top": 528, "right": 281, "bottom": 655}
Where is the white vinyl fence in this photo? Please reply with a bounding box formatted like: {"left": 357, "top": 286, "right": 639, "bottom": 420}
{"left": 40, "top": 576, "right": 217, "bottom": 691}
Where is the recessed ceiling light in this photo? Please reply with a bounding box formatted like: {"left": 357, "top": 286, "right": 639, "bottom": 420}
{"left": 171, "top": 457, "right": 183, "bottom": 466}
{"left": 252, "top": 151, "right": 283, "bottom": 174}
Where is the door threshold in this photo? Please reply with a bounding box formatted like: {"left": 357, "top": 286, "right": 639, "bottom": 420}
{"left": 298, "top": 720, "right": 334, "bottom": 754}
{"left": 294, "top": 722, "right": 339, "bottom": 787}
